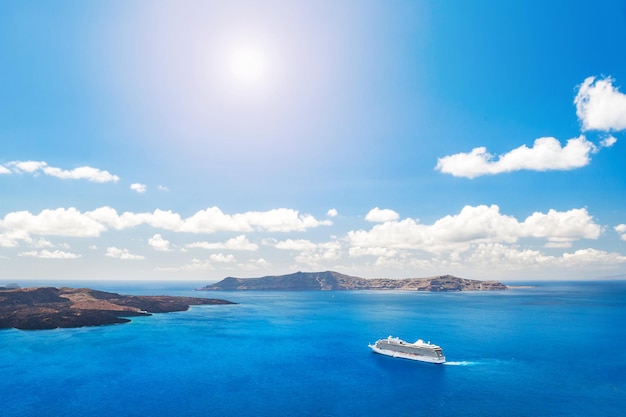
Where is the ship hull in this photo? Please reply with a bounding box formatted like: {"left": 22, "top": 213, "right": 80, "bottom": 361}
{"left": 368, "top": 341, "right": 446, "bottom": 364}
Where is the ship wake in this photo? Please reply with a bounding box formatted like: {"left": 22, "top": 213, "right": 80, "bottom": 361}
{"left": 443, "top": 361, "right": 479, "bottom": 366}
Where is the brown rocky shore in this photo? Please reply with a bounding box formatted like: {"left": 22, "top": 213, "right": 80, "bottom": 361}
{"left": 199, "top": 271, "right": 508, "bottom": 291}
{"left": 0, "top": 287, "right": 235, "bottom": 330}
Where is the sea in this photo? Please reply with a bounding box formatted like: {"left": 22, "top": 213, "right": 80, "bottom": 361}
{"left": 1, "top": 280, "right": 625, "bottom": 417}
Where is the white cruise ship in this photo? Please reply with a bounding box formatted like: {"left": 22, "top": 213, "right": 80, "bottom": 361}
{"left": 369, "top": 336, "right": 446, "bottom": 364}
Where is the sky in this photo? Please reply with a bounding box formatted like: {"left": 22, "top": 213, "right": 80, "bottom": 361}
{"left": 1, "top": 0, "right": 626, "bottom": 282}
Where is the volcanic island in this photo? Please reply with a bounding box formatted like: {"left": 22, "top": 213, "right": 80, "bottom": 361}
{"left": 199, "top": 271, "right": 508, "bottom": 291}
{"left": 0, "top": 286, "right": 235, "bottom": 330}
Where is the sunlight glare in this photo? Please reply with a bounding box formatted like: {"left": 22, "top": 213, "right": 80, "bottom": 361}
{"left": 228, "top": 44, "right": 270, "bottom": 87}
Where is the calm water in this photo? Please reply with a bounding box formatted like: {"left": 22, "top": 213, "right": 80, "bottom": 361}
{"left": 1, "top": 281, "right": 625, "bottom": 416}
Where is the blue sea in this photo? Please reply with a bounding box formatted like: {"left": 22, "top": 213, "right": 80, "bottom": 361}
{"left": 1, "top": 281, "right": 625, "bottom": 417}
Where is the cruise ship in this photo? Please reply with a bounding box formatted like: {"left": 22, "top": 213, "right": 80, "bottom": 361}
{"left": 369, "top": 336, "right": 446, "bottom": 363}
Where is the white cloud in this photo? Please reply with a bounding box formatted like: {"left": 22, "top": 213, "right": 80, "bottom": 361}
{"left": 87, "top": 207, "right": 182, "bottom": 231}
{"left": 0, "top": 206, "right": 331, "bottom": 244}
{"left": 273, "top": 239, "right": 318, "bottom": 251}
{"left": 0, "top": 165, "right": 10, "bottom": 174}
{"left": 186, "top": 235, "right": 258, "bottom": 251}
{"left": 8, "top": 161, "right": 120, "bottom": 183}
{"left": 32, "top": 238, "right": 55, "bottom": 248}
{"left": 130, "top": 183, "right": 147, "bottom": 193}
{"left": 179, "top": 207, "right": 332, "bottom": 233}
{"left": 463, "top": 244, "right": 626, "bottom": 270}
{"left": 209, "top": 253, "right": 235, "bottom": 263}
{"left": 105, "top": 247, "right": 145, "bottom": 260}
{"left": 575, "top": 76, "right": 626, "bottom": 131}
{"left": 348, "top": 205, "right": 601, "bottom": 255}
{"left": 365, "top": 207, "right": 400, "bottom": 222}
{"left": 272, "top": 238, "right": 342, "bottom": 268}
{"left": 0, "top": 230, "right": 32, "bottom": 248}
{"left": 436, "top": 136, "right": 601, "bottom": 179}
{"left": 43, "top": 166, "right": 120, "bottom": 183}
{"left": 342, "top": 206, "right": 626, "bottom": 278}
{"left": 601, "top": 135, "right": 618, "bottom": 148}
{"left": 10, "top": 161, "right": 46, "bottom": 173}
{"left": 561, "top": 248, "right": 626, "bottom": 266}
{"left": 237, "top": 258, "right": 270, "bottom": 271}
{"left": 18, "top": 250, "right": 81, "bottom": 259}
{"left": 0, "top": 208, "right": 107, "bottom": 237}
{"left": 615, "top": 224, "right": 626, "bottom": 241}
{"left": 358, "top": 242, "right": 626, "bottom": 278}
{"left": 157, "top": 185, "right": 170, "bottom": 192}
{"left": 148, "top": 234, "right": 171, "bottom": 251}
{"left": 327, "top": 208, "right": 338, "bottom": 217}
{"left": 523, "top": 208, "right": 601, "bottom": 241}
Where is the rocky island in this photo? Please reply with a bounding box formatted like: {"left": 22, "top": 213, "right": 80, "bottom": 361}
{"left": 199, "top": 271, "right": 507, "bottom": 291}
{"left": 0, "top": 287, "right": 235, "bottom": 330}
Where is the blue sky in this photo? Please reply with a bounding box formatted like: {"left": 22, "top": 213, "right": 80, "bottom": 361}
{"left": 1, "top": 0, "right": 626, "bottom": 281}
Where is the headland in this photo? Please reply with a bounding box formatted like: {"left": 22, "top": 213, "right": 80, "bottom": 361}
{"left": 0, "top": 286, "right": 235, "bottom": 330}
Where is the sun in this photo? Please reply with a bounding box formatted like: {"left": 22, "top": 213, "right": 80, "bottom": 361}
{"left": 227, "top": 44, "right": 270, "bottom": 87}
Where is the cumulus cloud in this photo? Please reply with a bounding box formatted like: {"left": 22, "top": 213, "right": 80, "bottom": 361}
{"left": 18, "top": 249, "right": 81, "bottom": 259}
{"left": 436, "top": 76, "right": 625, "bottom": 179}
{"left": 148, "top": 234, "right": 171, "bottom": 251}
{"left": 0, "top": 230, "right": 33, "bottom": 248}
{"left": 130, "top": 183, "right": 147, "bottom": 193}
{"left": 105, "top": 247, "right": 145, "bottom": 260}
{"left": 365, "top": 207, "right": 400, "bottom": 223}
{"left": 178, "top": 207, "right": 332, "bottom": 233}
{"left": 7, "top": 161, "right": 120, "bottom": 183}
{"left": 186, "top": 235, "right": 258, "bottom": 251}
{"left": 466, "top": 244, "right": 626, "bottom": 269}
{"left": 87, "top": 207, "right": 182, "bottom": 231}
{"left": 9, "top": 161, "right": 46, "bottom": 173}
{"left": 575, "top": 76, "right": 626, "bottom": 131}
{"left": 273, "top": 239, "right": 318, "bottom": 251}
{"left": 561, "top": 248, "right": 626, "bottom": 266}
{"left": 342, "top": 206, "right": 626, "bottom": 277}
{"left": 435, "top": 136, "right": 608, "bottom": 179}
{"left": 348, "top": 205, "right": 601, "bottom": 255}
{"left": 209, "top": 253, "right": 235, "bottom": 263}
{"left": 157, "top": 185, "right": 170, "bottom": 192}
{"left": 601, "top": 135, "right": 618, "bottom": 148}
{"left": 235, "top": 258, "right": 271, "bottom": 271}
{"left": 615, "top": 224, "right": 626, "bottom": 241}
{"left": 327, "top": 208, "right": 338, "bottom": 217}
{"left": 0, "top": 206, "right": 330, "bottom": 243}
{"left": 272, "top": 238, "right": 342, "bottom": 268}
{"left": 0, "top": 208, "right": 107, "bottom": 237}
{"left": 0, "top": 165, "right": 10, "bottom": 174}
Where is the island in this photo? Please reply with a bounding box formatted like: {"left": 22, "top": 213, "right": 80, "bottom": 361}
{"left": 198, "top": 271, "right": 507, "bottom": 291}
{"left": 0, "top": 286, "right": 235, "bottom": 330}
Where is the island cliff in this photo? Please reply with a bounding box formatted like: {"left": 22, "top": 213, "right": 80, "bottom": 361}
{"left": 198, "top": 271, "right": 507, "bottom": 291}
{"left": 0, "top": 287, "right": 235, "bottom": 330}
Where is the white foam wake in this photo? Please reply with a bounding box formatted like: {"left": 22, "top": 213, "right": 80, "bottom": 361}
{"left": 443, "top": 361, "right": 478, "bottom": 366}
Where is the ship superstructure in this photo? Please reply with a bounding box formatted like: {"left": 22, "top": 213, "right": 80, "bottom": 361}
{"left": 369, "top": 336, "right": 446, "bottom": 363}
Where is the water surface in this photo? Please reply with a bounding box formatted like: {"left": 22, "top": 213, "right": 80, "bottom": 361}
{"left": 1, "top": 281, "right": 625, "bottom": 416}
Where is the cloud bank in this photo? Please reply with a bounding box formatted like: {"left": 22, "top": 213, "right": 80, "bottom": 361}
{"left": 0, "top": 206, "right": 332, "bottom": 239}
{"left": 2, "top": 202, "right": 624, "bottom": 278}
{"left": 348, "top": 205, "right": 601, "bottom": 253}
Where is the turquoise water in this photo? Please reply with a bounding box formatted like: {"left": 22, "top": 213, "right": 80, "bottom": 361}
{"left": 1, "top": 282, "right": 625, "bottom": 416}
